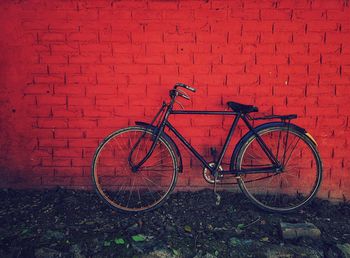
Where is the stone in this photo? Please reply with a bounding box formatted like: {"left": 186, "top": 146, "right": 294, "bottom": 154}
{"left": 336, "top": 243, "right": 350, "bottom": 258}
{"left": 280, "top": 222, "right": 321, "bottom": 240}
{"left": 265, "top": 245, "right": 322, "bottom": 258}
{"left": 141, "top": 248, "right": 176, "bottom": 258}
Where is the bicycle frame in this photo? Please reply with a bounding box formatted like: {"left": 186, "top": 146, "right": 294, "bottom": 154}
{"left": 131, "top": 95, "right": 283, "bottom": 177}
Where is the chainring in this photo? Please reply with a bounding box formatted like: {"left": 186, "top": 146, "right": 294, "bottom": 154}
{"left": 203, "top": 162, "right": 223, "bottom": 184}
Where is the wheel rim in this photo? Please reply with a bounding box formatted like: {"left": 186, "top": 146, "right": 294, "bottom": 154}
{"left": 92, "top": 128, "right": 177, "bottom": 212}
{"left": 237, "top": 128, "right": 321, "bottom": 212}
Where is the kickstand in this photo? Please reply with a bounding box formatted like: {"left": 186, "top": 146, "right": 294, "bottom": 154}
{"left": 214, "top": 172, "right": 221, "bottom": 206}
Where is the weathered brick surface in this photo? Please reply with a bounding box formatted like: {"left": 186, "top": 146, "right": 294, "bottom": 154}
{"left": 0, "top": 0, "right": 349, "bottom": 200}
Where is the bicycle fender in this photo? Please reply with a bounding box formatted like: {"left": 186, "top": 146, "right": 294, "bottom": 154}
{"left": 231, "top": 122, "right": 315, "bottom": 167}
{"left": 135, "top": 121, "right": 183, "bottom": 173}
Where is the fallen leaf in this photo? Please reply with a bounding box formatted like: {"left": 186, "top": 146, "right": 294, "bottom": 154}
{"left": 114, "top": 238, "right": 125, "bottom": 245}
{"left": 260, "top": 237, "right": 269, "bottom": 242}
{"left": 184, "top": 225, "right": 192, "bottom": 233}
{"left": 237, "top": 223, "right": 245, "bottom": 229}
{"left": 131, "top": 234, "right": 146, "bottom": 242}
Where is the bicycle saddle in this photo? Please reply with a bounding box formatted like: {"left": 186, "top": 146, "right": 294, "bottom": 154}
{"left": 227, "top": 101, "right": 258, "bottom": 113}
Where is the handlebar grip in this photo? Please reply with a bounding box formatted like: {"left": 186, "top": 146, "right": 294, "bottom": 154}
{"left": 175, "top": 83, "right": 196, "bottom": 92}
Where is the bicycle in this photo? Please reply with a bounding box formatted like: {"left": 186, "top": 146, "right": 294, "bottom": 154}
{"left": 92, "top": 83, "right": 322, "bottom": 213}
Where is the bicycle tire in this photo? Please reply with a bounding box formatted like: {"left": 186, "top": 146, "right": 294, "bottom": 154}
{"left": 231, "top": 124, "right": 322, "bottom": 213}
{"left": 92, "top": 126, "right": 178, "bottom": 213}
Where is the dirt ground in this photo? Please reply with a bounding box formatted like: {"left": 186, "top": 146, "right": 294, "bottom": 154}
{"left": 0, "top": 188, "right": 349, "bottom": 258}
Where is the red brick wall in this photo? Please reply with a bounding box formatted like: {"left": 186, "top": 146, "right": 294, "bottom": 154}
{"left": 0, "top": 0, "right": 349, "bottom": 200}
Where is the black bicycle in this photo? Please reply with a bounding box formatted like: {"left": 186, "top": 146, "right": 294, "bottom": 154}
{"left": 92, "top": 83, "right": 322, "bottom": 213}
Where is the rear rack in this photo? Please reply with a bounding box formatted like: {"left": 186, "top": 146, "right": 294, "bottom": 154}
{"left": 251, "top": 114, "right": 297, "bottom": 121}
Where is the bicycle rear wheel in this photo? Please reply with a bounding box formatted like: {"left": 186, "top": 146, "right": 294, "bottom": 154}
{"left": 92, "top": 126, "right": 178, "bottom": 212}
{"left": 232, "top": 124, "right": 322, "bottom": 212}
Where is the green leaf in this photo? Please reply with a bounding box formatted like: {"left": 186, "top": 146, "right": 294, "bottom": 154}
{"left": 172, "top": 248, "right": 179, "bottom": 256}
{"left": 214, "top": 250, "right": 219, "bottom": 256}
{"left": 237, "top": 223, "right": 245, "bottom": 229}
{"left": 131, "top": 234, "right": 146, "bottom": 242}
{"left": 21, "top": 229, "right": 29, "bottom": 235}
{"left": 114, "top": 238, "right": 125, "bottom": 245}
{"left": 104, "top": 241, "right": 111, "bottom": 247}
{"left": 184, "top": 225, "right": 192, "bottom": 233}
{"left": 260, "top": 237, "right": 269, "bottom": 242}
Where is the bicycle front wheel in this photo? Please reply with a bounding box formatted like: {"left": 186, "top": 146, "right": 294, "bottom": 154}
{"left": 92, "top": 126, "right": 178, "bottom": 212}
{"left": 232, "top": 124, "right": 322, "bottom": 212}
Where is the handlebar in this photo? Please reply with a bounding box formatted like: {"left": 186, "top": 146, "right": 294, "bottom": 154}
{"left": 170, "top": 83, "right": 196, "bottom": 102}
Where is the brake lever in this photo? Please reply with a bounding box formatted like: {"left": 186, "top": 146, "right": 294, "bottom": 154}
{"left": 177, "top": 89, "right": 190, "bottom": 100}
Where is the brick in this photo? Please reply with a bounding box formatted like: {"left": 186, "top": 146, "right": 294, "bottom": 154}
{"left": 98, "top": 118, "right": 129, "bottom": 128}
{"left": 293, "top": 10, "right": 327, "bottom": 21}
{"left": 37, "top": 96, "right": 66, "bottom": 105}
{"left": 165, "top": 53, "right": 193, "bottom": 64}
{"left": 68, "top": 119, "right": 97, "bottom": 129}
{"left": 147, "top": 65, "right": 178, "bottom": 75}
{"left": 51, "top": 43, "right": 79, "bottom": 53}
{"left": 323, "top": 54, "right": 350, "bottom": 65}
{"left": 68, "top": 97, "right": 95, "bottom": 106}
{"left": 116, "top": 64, "right": 147, "bottom": 74}
{"left": 178, "top": 43, "right": 211, "bottom": 54}
{"left": 179, "top": 65, "right": 211, "bottom": 75}
{"left": 100, "top": 31, "right": 131, "bottom": 43}
{"left": 39, "top": 32, "right": 65, "bottom": 42}
{"left": 278, "top": 65, "right": 307, "bottom": 75}
{"left": 41, "top": 55, "right": 68, "bottom": 64}
{"left": 243, "top": 21, "right": 273, "bottom": 32}
{"left": 80, "top": 43, "right": 112, "bottom": 54}
{"left": 212, "top": 64, "right": 244, "bottom": 74}
{"left": 54, "top": 129, "right": 83, "bottom": 139}
{"left": 222, "top": 54, "right": 254, "bottom": 64}
{"left": 133, "top": 32, "right": 163, "bottom": 43}
{"left": 227, "top": 74, "right": 259, "bottom": 86}
{"left": 257, "top": 54, "right": 288, "bottom": 65}
{"left": 194, "top": 74, "right": 226, "bottom": 86}
{"left": 327, "top": 10, "right": 350, "bottom": 21}
{"left": 309, "top": 44, "right": 341, "bottom": 54}
{"left": 49, "top": 64, "right": 80, "bottom": 74}
{"left": 195, "top": 9, "right": 228, "bottom": 21}
{"left": 52, "top": 107, "right": 82, "bottom": 118}
{"left": 230, "top": 8, "right": 260, "bottom": 20}
{"left": 102, "top": 54, "right": 133, "bottom": 64}
{"left": 163, "top": 9, "right": 193, "bottom": 20}
{"left": 95, "top": 95, "right": 128, "bottom": 106}
{"left": 261, "top": 9, "right": 292, "bottom": 21}
{"left": 67, "top": 32, "right": 98, "bottom": 42}
{"left": 326, "top": 32, "right": 350, "bottom": 44}
{"left": 38, "top": 119, "right": 67, "bottom": 128}
{"left": 229, "top": 32, "right": 260, "bottom": 44}
{"left": 197, "top": 32, "right": 227, "bottom": 43}
{"left": 260, "top": 32, "right": 292, "bottom": 43}
{"left": 289, "top": 54, "right": 320, "bottom": 65}
{"left": 69, "top": 55, "right": 100, "bottom": 64}
{"left": 134, "top": 54, "right": 164, "bottom": 64}
{"left": 146, "top": 43, "right": 177, "bottom": 54}
{"left": 164, "top": 32, "right": 194, "bottom": 43}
